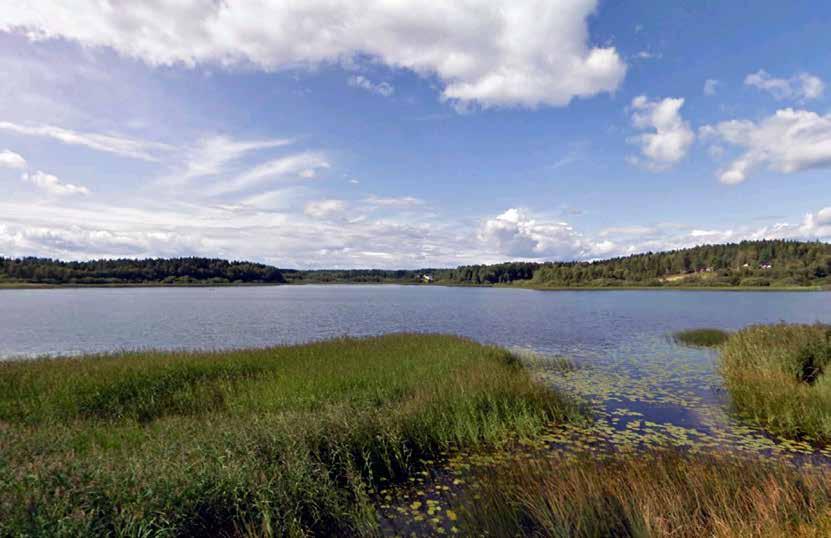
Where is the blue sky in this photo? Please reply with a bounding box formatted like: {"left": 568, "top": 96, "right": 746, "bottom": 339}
{"left": 1, "top": 1, "right": 829, "bottom": 268}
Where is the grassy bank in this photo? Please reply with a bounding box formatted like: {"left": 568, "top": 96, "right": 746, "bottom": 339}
{"left": 465, "top": 451, "right": 831, "bottom": 537}
{"left": 673, "top": 328, "right": 731, "bottom": 347}
{"left": 720, "top": 323, "right": 831, "bottom": 444}
{"left": 0, "top": 334, "right": 579, "bottom": 536}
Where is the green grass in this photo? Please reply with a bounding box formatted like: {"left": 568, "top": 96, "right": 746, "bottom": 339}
{"left": 719, "top": 323, "right": 831, "bottom": 444}
{"left": 464, "top": 450, "right": 831, "bottom": 537}
{"left": 673, "top": 328, "right": 731, "bottom": 347}
{"left": 0, "top": 334, "right": 580, "bottom": 536}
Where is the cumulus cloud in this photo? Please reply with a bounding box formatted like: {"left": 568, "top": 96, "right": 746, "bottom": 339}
{"left": 22, "top": 170, "right": 89, "bottom": 196}
{"left": 0, "top": 121, "right": 172, "bottom": 161}
{"left": 304, "top": 199, "right": 347, "bottom": 219}
{"left": 0, "top": 149, "right": 26, "bottom": 169}
{"left": 628, "top": 96, "right": 695, "bottom": 170}
{"left": 701, "top": 108, "right": 831, "bottom": 184}
{"left": 208, "top": 152, "right": 330, "bottom": 196}
{"left": 348, "top": 75, "right": 394, "bottom": 97}
{"left": 703, "top": 79, "right": 719, "bottom": 96}
{"left": 800, "top": 207, "right": 831, "bottom": 238}
{"left": 479, "top": 208, "right": 615, "bottom": 260}
{"left": 1, "top": 0, "right": 626, "bottom": 109}
{"left": 744, "top": 70, "right": 824, "bottom": 101}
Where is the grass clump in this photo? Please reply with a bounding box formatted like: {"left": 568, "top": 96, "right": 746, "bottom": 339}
{"left": 0, "top": 333, "right": 579, "bottom": 536}
{"left": 673, "top": 328, "right": 730, "bottom": 348}
{"left": 720, "top": 323, "right": 831, "bottom": 443}
{"left": 465, "top": 451, "right": 831, "bottom": 537}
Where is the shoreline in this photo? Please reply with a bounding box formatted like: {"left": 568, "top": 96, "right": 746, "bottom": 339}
{"left": 0, "top": 281, "right": 826, "bottom": 292}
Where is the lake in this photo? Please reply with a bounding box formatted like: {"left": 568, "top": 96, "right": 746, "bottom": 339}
{"left": 2, "top": 285, "right": 830, "bottom": 359}
{"left": 4, "top": 285, "right": 831, "bottom": 461}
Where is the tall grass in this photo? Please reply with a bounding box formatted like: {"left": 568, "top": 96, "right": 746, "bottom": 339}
{"left": 673, "top": 328, "right": 730, "bottom": 348}
{"left": 0, "top": 334, "right": 580, "bottom": 536}
{"left": 719, "top": 323, "right": 831, "bottom": 443}
{"left": 465, "top": 451, "right": 831, "bottom": 537}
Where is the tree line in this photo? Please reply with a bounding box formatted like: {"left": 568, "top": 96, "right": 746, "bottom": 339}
{"left": 435, "top": 240, "right": 831, "bottom": 287}
{"left": 2, "top": 240, "right": 830, "bottom": 287}
{"left": 0, "top": 257, "right": 286, "bottom": 285}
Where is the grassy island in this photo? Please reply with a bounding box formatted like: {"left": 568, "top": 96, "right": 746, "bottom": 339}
{"left": 0, "top": 334, "right": 579, "bottom": 536}
{"left": 673, "top": 328, "right": 731, "bottom": 347}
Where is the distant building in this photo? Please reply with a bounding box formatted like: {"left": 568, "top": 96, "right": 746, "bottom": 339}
{"left": 761, "top": 264, "right": 773, "bottom": 270}
{"left": 421, "top": 274, "right": 434, "bottom": 282}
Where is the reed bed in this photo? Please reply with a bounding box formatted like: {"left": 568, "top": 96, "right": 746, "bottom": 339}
{"left": 465, "top": 451, "right": 831, "bottom": 537}
{"left": 0, "top": 334, "right": 580, "bottom": 536}
{"left": 719, "top": 323, "right": 831, "bottom": 443}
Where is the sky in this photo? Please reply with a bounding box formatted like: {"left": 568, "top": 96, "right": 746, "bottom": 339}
{"left": 1, "top": 0, "right": 830, "bottom": 269}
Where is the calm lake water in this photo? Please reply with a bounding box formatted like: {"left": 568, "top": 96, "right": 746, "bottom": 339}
{"left": 2, "top": 285, "right": 830, "bottom": 359}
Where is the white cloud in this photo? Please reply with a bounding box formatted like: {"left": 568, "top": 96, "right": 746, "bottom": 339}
{"left": 209, "top": 152, "right": 330, "bottom": 196}
{"left": 744, "top": 70, "right": 824, "bottom": 101}
{"left": 348, "top": 75, "right": 394, "bottom": 97}
{"left": 23, "top": 170, "right": 89, "bottom": 196}
{"left": 701, "top": 108, "right": 831, "bottom": 184}
{"left": 1, "top": 1, "right": 626, "bottom": 109}
{"left": 703, "top": 79, "right": 719, "bottom": 96}
{"left": 628, "top": 96, "right": 695, "bottom": 170}
{"left": 0, "top": 149, "right": 26, "bottom": 169}
{"left": 365, "top": 195, "right": 424, "bottom": 208}
{"left": 179, "top": 135, "right": 293, "bottom": 181}
{"left": 304, "top": 199, "right": 347, "bottom": 219}
{"left": 0, "top": 121, "right": 171, "bottom": 161}
{"left": 800, "top": 207, "right": 831, "bottom": 238}
{"left": 478, "top": 208, "right": 613, "bottom": 259}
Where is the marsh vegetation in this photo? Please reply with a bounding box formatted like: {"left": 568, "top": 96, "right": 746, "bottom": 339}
{"left": 673, "top": 328, "right": 731, "bottom": 347}
{"left": 465, "top": 450, "right": 831, "bottom": 537}
{"left": 720, "top": 323, "right": 831, "bottom": 445}
{"left": 0, "top": 334, "right": 580, "bottom": 536}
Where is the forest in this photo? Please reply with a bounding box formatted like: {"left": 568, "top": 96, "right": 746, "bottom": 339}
{"left": 436, "top": 240, "right": 831, "bottom": 288}
{"left": 2, "top": 240, "right": 830, "bottom": 288}
{"left": 0, "top": 257, "right": 286, "bottom": 285}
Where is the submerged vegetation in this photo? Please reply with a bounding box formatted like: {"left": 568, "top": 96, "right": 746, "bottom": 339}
{"left": 720, "top": 323, "right": 831, "bottom": 444}
{"left": 674, "top": 328, "right": 731, "bottom": 347}
{"left": 0, "top": 334, "right": 580, "bottom": 536}
{"left": 3, "top": 239, "right": 830, "bottom": 288}
{"left": 465, "top": 451, "right": 831, "bottom": 537}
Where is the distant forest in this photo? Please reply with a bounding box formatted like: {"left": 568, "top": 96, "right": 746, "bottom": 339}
{"left": 0, "top": 257, "right": 286, "bottom": 286}
{"left": 2, "top": 240, "right": 830, "bottom": 288}
{"left": 436, "top": 240, "right": 831, "bottom": 288}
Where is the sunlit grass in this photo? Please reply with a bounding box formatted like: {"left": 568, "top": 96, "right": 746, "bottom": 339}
{"left": 0, "top": 334, "right": 580, "bottom": 536}
{"left": 720, "top": 323, "right": 831, "bottom": 444}
{"left": 464, "top": 450, "right": 831, "bottom": 537}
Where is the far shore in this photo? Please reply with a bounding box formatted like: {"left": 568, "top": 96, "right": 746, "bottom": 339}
{"left": 1, "top": 280, "right": 826, "bottom": 292}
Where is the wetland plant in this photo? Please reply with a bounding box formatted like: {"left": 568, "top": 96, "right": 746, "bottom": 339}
{"left": 673, "top": 328, "right": 730, "bottom": 348}
{"left": 0, "top": 334, "right": 581, "bottom": 536}
{"left": 464, "top": 450, "right": 831, "bottom": 537}
{"left": 720, "top": 323, "right": 831, "bottom": 444}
